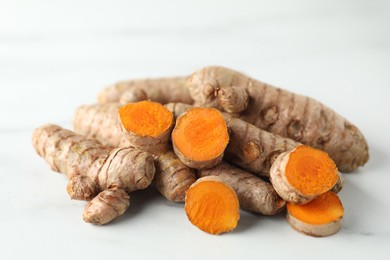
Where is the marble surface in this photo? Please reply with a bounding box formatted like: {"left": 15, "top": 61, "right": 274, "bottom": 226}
{"left": 1, "top": 0, "right": 390, "bottom": 259}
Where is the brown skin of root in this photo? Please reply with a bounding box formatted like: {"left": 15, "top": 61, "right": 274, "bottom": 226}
{"left": 270, "top": 146, "right": 338, "bottom": 204}
{"left": 198, "top": 162, "right": 285, "bottom": 215}
{"left": 287, "top": 213, "right": 342, "bottom": 237}
{"left": 74, "top": 103, "right": 131, "bottom": 148}
{"left": 166, "top": 103, "right": 299, "bottom": 176}
{"left": 32, "top": 124, "right": 155, "bottom": 225}
{"left": 185, "top": 176, "right": 240, "bottom": 235}
{"left": 83, "top": 188, "right": 130, "bottom": 225}
{"left": 188, "top": 66, "right": 369, "bottom": 172}
{"left": 331, "top": 172, "right": 344, "bottom": 194}
{"left": 172, "top": 107, "right": 229, "bottom": 169}
{"left": 154, "top": 151, "right": 196, "bottom": 202}
{"left": 97, "top": 76, "right": 193, "bottom": 105}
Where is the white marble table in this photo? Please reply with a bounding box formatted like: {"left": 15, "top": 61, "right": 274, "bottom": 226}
{"left": 1, "top": 0, "right": 389, "bottom": 259}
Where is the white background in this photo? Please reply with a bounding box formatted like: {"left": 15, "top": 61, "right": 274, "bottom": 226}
{"left": 1, "top": 0, "right": 389, "bottom": 259}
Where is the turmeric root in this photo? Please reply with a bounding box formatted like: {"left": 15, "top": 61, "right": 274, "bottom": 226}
{"left": 166, "top": 103, "right": 299, "bottom": 176}
{"left": 270, "top": 145, "right": 339, "bottom": 204}
{"left": 154, "top": 151, "right": 196, "bottom": 202}
{"left": 172, "top": 107, "right": 230, "bottom": 169}
{"left": 97, "top": 76, "right": 193, "bottom": 104}
{"left": 118, "top": 101, "right": 174, "bottom": 154}
{"left": 185, "top": 176, "right": 240, "bottom": 235}
{"left": 73, "top": 103, "right": 131, "bottom": 148}
{"left": 83, "top": 188, "right": 130, "bottom": 225}
{"left": 74, "top": 103, "right": 196, "bottom": 202}
{"left": 32, "top": 124, "right": 155, "bottom": 225}
{"left": 188, "top": 66, "right": 369, "bottom": 172}
{"left": 198, "top": 162, "right": 285, "bottom": 215}
{"left": 286, "top": 191, "right": 344, "bottom": 237}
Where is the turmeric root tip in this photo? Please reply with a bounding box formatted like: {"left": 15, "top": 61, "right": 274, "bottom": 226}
{"left": 270, "top": 145, "right": 338, "bottom": 204}
{"left": 83, "top": 188, "right": 130, "bottom": 225}
{"left": 185, "top": 176, "right": 240, "bottom": 235}
{"left": 119, "top": 101, "right": 174, "bottom": 154}
{"left": 286, "top": 191, "right": 344, "bottom": 237}
{"left": 172, "top": 107, "right": 229, "bottom": 169}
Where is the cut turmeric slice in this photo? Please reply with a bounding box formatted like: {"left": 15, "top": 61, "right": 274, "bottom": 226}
{"left": 270, "top": 145, "right": 338, "bottom": 204}
{"left": 119, "top": 101, "right": 174, "bottom": 154}
{"left": 287, "top": 191, "right": 344, "bottom": 237}
{"left": 172, "top": 107, "right": 229, "bottom": 169}
{"left": 185, "top": 176, "right": 240, "bottom": 235}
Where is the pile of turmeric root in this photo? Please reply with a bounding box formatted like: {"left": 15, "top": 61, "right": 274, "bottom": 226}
{"left": 32, "top": 66, "right": 369, "bottom": 237}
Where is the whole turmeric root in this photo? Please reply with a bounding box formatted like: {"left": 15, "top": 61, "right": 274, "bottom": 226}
{"left": 32, "top": 124, "right": 155, "bottom": 225}
{"left": 198, "top": 162, "right": 285, "bottom": 215}
{"left": 97, "top": 76, "right": 193, "bottom": 105}
{"left": 188, "top": 66, "right": 369, "bottom": 172}
{"left": 74, "top": 102, "right": 196, "bottom": 202}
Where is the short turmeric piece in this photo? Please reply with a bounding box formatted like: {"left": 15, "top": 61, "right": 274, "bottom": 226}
{"left": 185, "top": 176, "right": 240, "bottom": 235}
{"left": 287, "top": 191, "right": 344, "bottom": 237}
{"left": 119, "top": 101, "right": 174, "bottom": 154}
{"left": 172, "top": 107, "right": 229, "bottom": 169}
{"left": 270, "top": 145, "right": 338, "bottom": 204}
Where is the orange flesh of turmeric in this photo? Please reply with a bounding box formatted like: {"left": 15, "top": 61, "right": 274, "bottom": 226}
{"left": 119, "top": 101, "right": 173, "bottom": 137}
{"left": 287, "top": 191, "right": 344, "bottom": 225}
{"left": 185, "top": 179, "right": 239, "bottom": 235}
{"left": 172, "top": 108, "right": 229, "bottom": 161}
{"left": 286, "top": 145, "right": 338, "bottom": 196}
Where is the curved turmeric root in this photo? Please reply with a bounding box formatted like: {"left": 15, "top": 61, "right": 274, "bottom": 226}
{"left": 119, "top": 101, "right": 174, "bottom": 154}
{"left": 172, "top": 107, "right": 229, "bottom": 169}
{"left": 188, "top": 66, "right": 369, "bottom": 172}
{"left": 83, "top": 188, "right": 130, "bottom": 225}
{"left": 198, "top": 162, "right": 285, "bottom": 215}
{"left": 32, "top": 124, "right": 155, "bottom": 225}
{"left": 97, "top": 76, "right": 193, "bottom": 104}
{"left": 270, "top": 145, "right": 338, "bottom": 204}
{"left": 185, "top": 176, "right": 240, "bottom": 235}
{"left": 287, "top": 191, "right": 344, "bottom": 237}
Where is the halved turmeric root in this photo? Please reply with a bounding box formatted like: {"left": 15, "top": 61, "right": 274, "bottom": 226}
{"left": 270, "top": 145, "right": 338, "bottom": 204}
{"left": 172, "top": 107, "right": 229, "bottom": 169}
{"left": 286, "top": 191, "right": 344, "bottom": 237}
{"left": 185, "top": 176, "right": 240, "bottom": 235}
{"left": 119, "top": 100, "right": 174, "bottom": 154}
